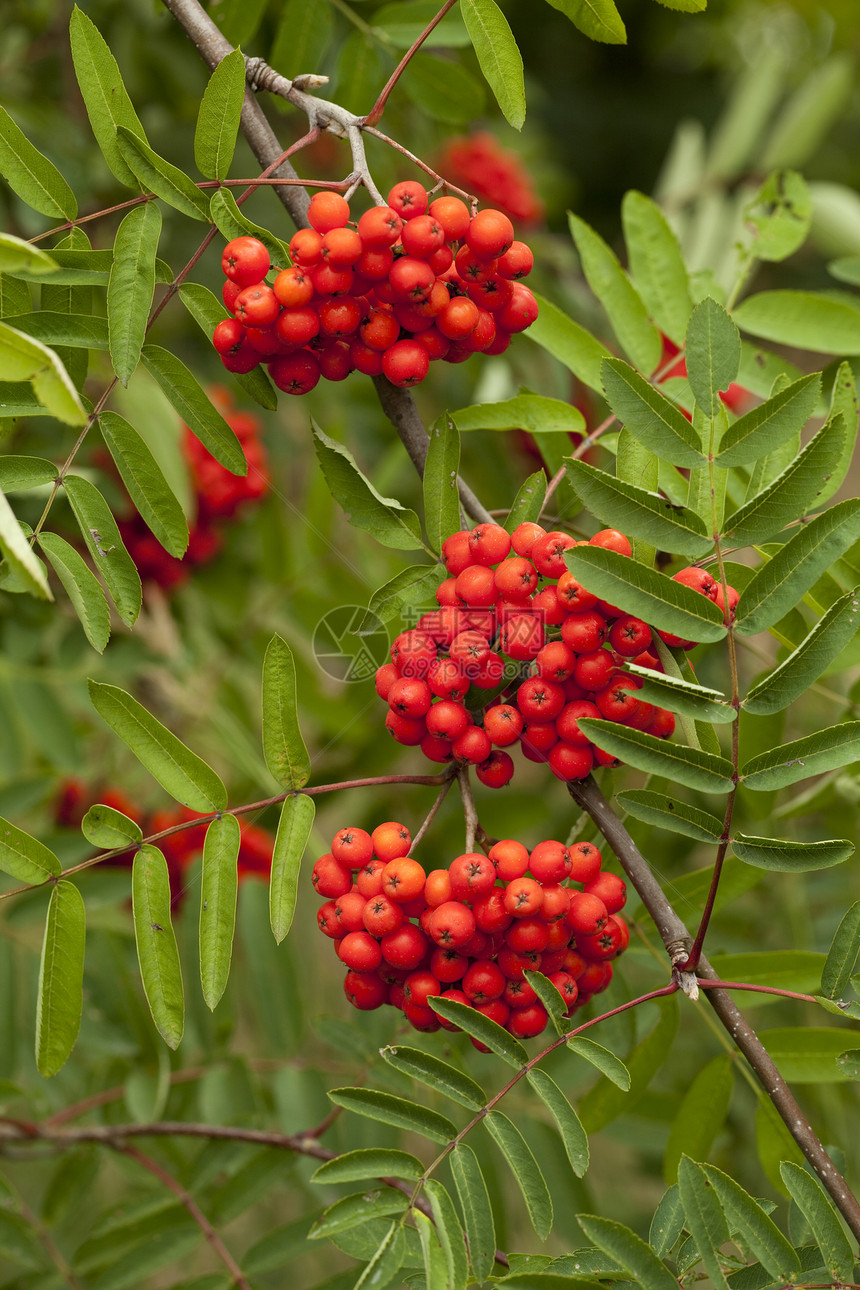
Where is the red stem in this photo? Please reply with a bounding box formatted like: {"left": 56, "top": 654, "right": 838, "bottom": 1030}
{"left": 363, "top": 0, "right": 460, "bottom": 128}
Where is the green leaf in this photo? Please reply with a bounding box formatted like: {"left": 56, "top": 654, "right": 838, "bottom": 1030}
{"left": 81, "top": 804, "right": 142, "bottom": 849}
{"left": 676, "top": 1156, "right": 731, "bottom": 1290}
{"left": 579, "top": 996, "right": 678, "bottom": 1132}
{"left": 523, "top": 969, "right": 568, "bottom": 1037}
{"left": 0, "top": 105, "right": 77, "bottom": 219}
{"left": 722, "top": 415, "right": 847, "bottom": 545}
{"left": 483, "top": 1110, "right": 553, "bottom": 1240}
{"left": 402, "top": 53, "right": 487, "bottom": 124}
{"left": 763, "top": 1028, "right": 860, "bottom": 1083}
{"left": 735, "top": 500, "right": 860, "bottom": 635}
{"left": 528, "top": 292, "right": 613, "bottom": 392}
{"left": 601, "top": 357, "right": 705, "bottom": 468}
{"left": 576, "top": 1215, "right": 678, "bottom": 1290}
{"left": 35, "top": 881, "right": 86, "bottom": 1077}
{"left": 98, "top": 411, "right": 188, "bottom": 557}
{"left": 733, "top": 290, "right": 860, "bottom": 355}
{"left": 686, "top": 297, "right": 740, "bottom": 417}
{"left": 731, "top": 834, "right": 853, "bottom": 871}
{"left": 380, "top": 1045, "right": 485, "bottom": 1110}
{"left": 621, "top": 191, "right": 692, "bottom": 344}
{"left": 38, "top": 531, "right": 110, "bottom": 653}
{"left": 424, "top": 1179, "right": 469, "bottom": 1290}
{"left": 460, "top": 0, "right": 525, "bottom": 130}
{"left": 450, "top": 1143, "right": 496, "bottom": 1282}
{"left": 663, "top": 1055, "right": 734, "bottom": 1183}
{"left": 63, "top": 473, "right": 142, "bottom": 626}
{"left": 0, "top": 456, "right": 56, "bottom": 490}
{"left": 566, "top": 1035, "right": 630, "bottom": 1089}
{"left": 580, "top": 719, "right": 735, "bottom": 793}
{"left": 69, "top": 5, "right": 148, "bottom": 190}
{"left": 308, "top": 1190, "right": 408, "bottom": 1240}
{"left": 312, "top": 419, "right": 424, "bottom": 551}
{"left": 740, "top": 722, "right": 860, "bottom": 791}
{"left": 208, "top": 186, "right": 291, "bottom": 270}
{"left": 567, "top": 459, "right": 711, "bottom": 557}
{"left": 353, "top": 1221, "right": 406, "bottom": 1290}
{"left": 0, "top": 486, "right": 53, "bottom": 600}
{"left": 616, "top": 789, "right": 724, "bottom": 842}
{"left": 88, "top": 679, "right": 227, "bottom": 811}
{"left": 261, "top": 634, "right": 311, "bottom": 790}
{"left": 141, "top": 345, "right": 247, "bottom": 476}
{"left": 743, "top": 170, "right": 812, "bottom": 263}
{"left": 761, "top": 54, "right": 854, "bottom": 172}
{"left": 702, "top": 1164, "right": 801, "bottom": 1280}
{"left": 527, "top": 1068, "right": 590, "bottom": 1178}
{"left": 178, "top": 282, "right": 277, "bottom": 410}
{"left": 116, "top": 128, "right": 210, "bottom": 221}
{"left": 649, "top": 1185, "right": 685, "bottom": 1258}
{"left": 0, "top": 321, "right": 87, "bottom": 424}
{"left": 413, "top": 1208, "right": 450, "bottom": 1290}
{"left": 0, "top": 234, "right": 59, "bottom": 277}
{"left": 821, "top": 902, "right": 860, "bottom": 1000}
{"left": 195, "top": 48, "right": 246, "bottom": 181}
{"left": 268, "top": 792, "right": 315, "bottom": 944}
{"left": 505, "top": 470, "right": 548, "bottom": 531}
{"left": 0, "top": 270, "right": 33, "bottom": 316}
{"left": 779, "top": 1162, "right": 855, "bottom": 1282}
{"left": 327, "top": 1086, "right": 457, "bottom": 1145}
{"left": 569, "top": 212, "right": 661, "bottom": 376}
{"left": 546, "top": 0, "right": 626, "bottom": 43}
{"left": 424, "top": 414, "right": 461, "bottom": 556}
{"left": 132, "top": 845, "right": 184, "bottom": 1049}
{"left": 311, "top": 1149, "right": 425, "bottom": 1185}
{"left": 715, "top": 372, "right": 820, "bottom": 467}
{"left": 742, "top": 587, "right": 860, "bottom": 714}
{"left": 624, "top": 663, "right": 735, "bottom": 724}
{"left": 820, "top": 360, "right": 859, "bottom": 505}
{"left": 427, "top": 995, "right": 528, "bottom": 1067}
{"left": 358, "top": 565, "right": 440, "bottom": 633}
{"left": 271, "top": 0, "right": 335, "bottom": 76}
{"left": 199, "top": 813, "right": 239, "bottom": 1010}
{"left": 4, "top": 310, "right": 107, "bottom": 350}
{"left": 452, "top": 392, "right": 585, "bottom": 436}
{"left": 565, "top": 546, "right": 727, "bottom": 643}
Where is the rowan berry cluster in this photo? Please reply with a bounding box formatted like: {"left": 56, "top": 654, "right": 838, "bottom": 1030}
{"left": 375, "top": 521, "right": 694, "bottom": 786}
{"left": 55, "top": 781, "right": 274, "bottom": 907}
{"left": 437, "top": 132, "right": 544, "bottom": 225}
{"left": 314, "top": 822, "right": 628, "bottom": 1042}
{"left": 119, "top": 387, "right": 268, "bottom": 590}
{"left": 213, "top": 182, "right": 538, "bottom": 395}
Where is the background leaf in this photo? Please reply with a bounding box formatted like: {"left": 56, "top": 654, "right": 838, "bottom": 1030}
{"left": 69, "top": 6, "right": 148, "bottom": 189}
{"left": 312, "top": 419, "right": 424, "bottom": 551}
{"left": 261, "top": 635, "right": 311, "bottom": 790}
{"left": 0, "top": 105, "right": 77, "bottom": 220}
{"left": 98, "top": 411, "right": 188, "bottom": 557}
{"left": 0, "top": 817, "right": 61, "bottom": 885}
{"left": 569, "top": 212, "right": 661, "bottom": 375}
{"left": 0, "top": 487, "right": 53, "bottom": 601}
{"left": 141, "top": 345, "right": 247, "bottom": 476}
{"left": 424, "top": 414, "right": 461, "bottom": 555}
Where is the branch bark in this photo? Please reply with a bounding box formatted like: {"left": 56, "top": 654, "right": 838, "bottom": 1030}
{"left": 568, "top": 774, "right": 860, "bottom": 1243}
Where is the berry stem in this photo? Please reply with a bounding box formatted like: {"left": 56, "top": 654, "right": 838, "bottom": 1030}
{"left": 363, "top": 0, "right": 460, "bottom": 128}
{"left": 409, "top": 770, "right": 458, "bottom": 853}
{"left": 456, "top": 765, "right": 479, "bottom": 852}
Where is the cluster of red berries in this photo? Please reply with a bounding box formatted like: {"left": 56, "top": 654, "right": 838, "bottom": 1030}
{"left": 377, "top": 522, "right": 672, "bottom": 785}
{"left": 314, "top": 821, "right": 627, "bottom": 1042}
{"left": 118, "top": 387, "right": 268, "bottom": 590}
{"left": 437, "top": 132, "right": 544, "bottom": 226}
{"left": 55, "top": 780, "right": 274, "bottom": 907}
{"left": 376, "top": 521, "right": 741, "bottom": 784}
{"left": 212, "top": 182, "right": 539, "bottom": 395}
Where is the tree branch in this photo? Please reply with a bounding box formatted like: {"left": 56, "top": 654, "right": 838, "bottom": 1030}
{"left": 567, "top": 774, "right": 860, "bottom": 1243}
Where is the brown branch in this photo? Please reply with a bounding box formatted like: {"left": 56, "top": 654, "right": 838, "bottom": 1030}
{"left": 567, "top": 773, "right": 860, "bottom": 1243}
{"left": 119, "top": 1144, "right": 252, "bottom": 1289}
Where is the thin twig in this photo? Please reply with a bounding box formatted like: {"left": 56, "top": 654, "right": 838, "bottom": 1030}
{"left": 409, "top": 769, "right": 458, "bottom": 853}
{"left": 364, "top": 0, "right": 460, "bottom": 127}
{"left": 457, "top": 765, "right": 479, "bottom": 852}
{"left": 118, "top": 1144, "right": 252, "bottom": 1290}
{"left": 567, "top": 773, "right": 860, "bottom": 1242}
